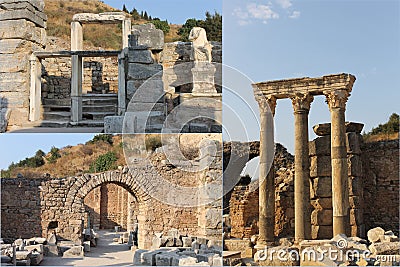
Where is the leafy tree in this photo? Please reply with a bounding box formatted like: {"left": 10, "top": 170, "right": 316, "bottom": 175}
{"left": 151, "top": 18, "right": 170, "bottom": 34}
{"left": 48, "top": 146, "right": 61, "bottom": 164}
{"left": 89, "top": 152, "right": 118, "bottom": 173}
{"left": 122, "top": 4, "right": 129, "bottom": 13}
{"left": 178, "top": 11, "right": 222, "bottom": 42}
{"left": 143, "top": 11, "right": 149, "bottom": 20}
{"left": 369, "top": 113, "right": 399, "bottom": 135}
{"left": 89, "top": 134, "right": 113, "bottom": 145}
{"left": 130, "top": 8, "right": 140, "bottom": 20}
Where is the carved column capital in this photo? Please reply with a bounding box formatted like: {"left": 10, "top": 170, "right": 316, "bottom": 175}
{"left": 290, "top": 93, "right": 313, "bottom": 113}
{"left": 255, "top": 95, "right": 277, "bottom": 116}
{"left": 324, "top": 90, "right": 350, "bottom": 110}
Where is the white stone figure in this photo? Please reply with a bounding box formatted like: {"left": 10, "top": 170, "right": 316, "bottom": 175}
{"left": 189, "top": 27, "right": 212, "bottom": 62}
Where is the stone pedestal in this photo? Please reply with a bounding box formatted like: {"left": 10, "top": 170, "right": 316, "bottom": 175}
{"left": 191, "top": 62, "right": 217, "bottom": 94}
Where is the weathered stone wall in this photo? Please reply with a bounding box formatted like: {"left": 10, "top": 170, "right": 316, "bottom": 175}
{"left": 309, "top": 130, "right": 365, "bottom": 239}
{"left": 362, "top": 139, "right": 399, "bottom": 236}
{"left": 0, "top": 179, "right": 43, "bottom": 241}
{"left": 0, "top": 0, "right": 47, "bottom": 131}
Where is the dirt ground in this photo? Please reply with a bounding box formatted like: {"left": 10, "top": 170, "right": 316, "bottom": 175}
{"left": 41, "top": 230, "right": 134, "bottom": 266}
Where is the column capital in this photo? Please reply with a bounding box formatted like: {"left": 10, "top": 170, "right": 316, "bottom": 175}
{"left": 324, "top": 90, "right": 350, "bottom": 110}
{"left": 290, "top": 93, "right": 313, "bottom": 113}
{"left": 255, "top": 94, "right": 277, "bottom": 116}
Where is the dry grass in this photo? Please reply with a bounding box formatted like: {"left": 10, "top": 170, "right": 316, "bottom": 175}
{"left": 6, "top": 135, "right": 126, "bottom": 178}
{"left": 363, "top": 132, "right": 399, "bottom": 143}
{"left": 45, "top": 0, "right": 182, "bottom": 50}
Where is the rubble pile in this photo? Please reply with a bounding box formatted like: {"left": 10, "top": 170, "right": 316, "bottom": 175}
{"left": 134, "top": 228, "right": 222, "bottom": 266}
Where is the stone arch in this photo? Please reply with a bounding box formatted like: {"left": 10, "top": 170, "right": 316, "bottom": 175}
{"left": 63, "top": 169, "right": 151, "bottom": 248}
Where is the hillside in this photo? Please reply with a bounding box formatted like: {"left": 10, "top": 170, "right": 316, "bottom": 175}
{"left": 363, "top": 113, "right": 399, "bottom": 142}
{"left": 44, "top": 0, "right": 182, "bottom": 50}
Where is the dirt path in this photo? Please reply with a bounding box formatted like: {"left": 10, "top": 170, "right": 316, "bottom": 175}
{"left": 41, "top": 230, "right": 134, "bottom": 266}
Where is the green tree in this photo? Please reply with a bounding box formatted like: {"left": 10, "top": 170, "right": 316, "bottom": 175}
{"left": 130, "top": 8, "right": 140, "bottom": 20}
{"left": 122, "top": 4, "right": 129, "bottom": 13}
{"left": 143, "top": 11, "right": 149, "bottom": 20}
{"left": 151, "top": 18, "right": 170, "bottom": 34}
{"left": 48, "top": 146, "right": 61, "bottom": 164}
{"left": 178, "top": 18, "right": 201, "bottom": 42}
{"left": 178, "top": 12, "right": 222, "bottom": 42}
{"left": 89, "top": 152, "right": 118, "bottom": 173}
{"left": 89, "top": 134, "right": 113, "bottom": 145}
{"left": 368, "top": 113, "right": 399, "bottom": 135}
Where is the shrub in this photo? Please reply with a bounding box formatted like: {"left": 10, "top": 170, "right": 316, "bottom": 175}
{"left": 151, "top": 19, "right": 170, "bottom": 34}
{"left": 363, "top": 113, "right": 399, "bottom": 137}
{"left": 89, "top": 152, "right": 118, "bottom": 173}
{"left": 89, "top": 134, "right": 113, "bottom": 145}
{"left": 178, "top": 12, "right": 222, "bottom": 42}
{"left": 48, "top": 146, "right": 61, "bottom": 164}
{"left": 145, "top": 135, "right": 162, "bottom": 151}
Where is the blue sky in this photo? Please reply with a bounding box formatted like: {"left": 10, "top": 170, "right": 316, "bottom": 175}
{"left": 103, "top": 0, "right": 222, "bottom": 24}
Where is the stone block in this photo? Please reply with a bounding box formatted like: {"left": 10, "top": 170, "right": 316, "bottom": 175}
{"left": 15, "top": 251, "right": 31, "bottom": 260}
{"left": 43, "top": 244, "right": 58, "bottom": 257}
{"left": 24, "top": 244, "right": 43, "bottom": 253}
{"left": 346, "top": 132, "right": 362, "bottom": 155}
{"left": 349, "top": 208, "right": 364, "bottom": 226}
{"left": 142, "top": 251, "right": 160, "bottom": 266}
{"left": 368, "top": 227, "right": 385, "bottom": 243}
{"left": 309, "top": 136, "right": 331, "bottom": 156}
{"left": 182, "top": 237, "right": 193, "bottom": 247}
{"left": 312, "top": 177, "right": 332, "bottom": 198}
{"left": 311, "top": 209, "right": 333, "bottom": 226}
{"left": 196, "top": 253, "right": 215, "bottom": 265}
{"left": 127, "top": 63, "right": 163, "bottom": 80}
{"left": 62, "top": 246, "right": 84, "bottom": 258}
{"left": 348, "top": 176, "right": 362, "bottom": 196}
{"left": 310, "top": 156, "right": 331, "bottom": 178}
{"left": 369, "top": 242, "right": 400, "bottom": 255}
{"left": 104, "top": 116, "right": 123, "bottom": 133}
{"left": 311, "top": 225, "right": 333, "bottom": 239}
{"left": 29, "top": 251, "right": 43, "bottom": 266}
{"left": 311, "top": 197, "right": 332, "bottom": 210}
{"left": 130, "top": 23, "right": 164, "bottom": 50}
{"left": 0, "top": 53, "right": 29, "bottom": 72}
{"left": 83, "top": 241, "right": 90, "bottom": 252}
{"left": 15, "top": 258, "right": 31, "bottom": 266}
{"left": 189, "top": 123, "right": 209, "bottom": 133}
{"left": 172, "top": 256, "right": 197, "bottom": 266}
{"left": 212, "top": 256, "right": 223, "bottom": 266}
{"left": 34, "top": 238, "right": 46, "bottom": 244}
{"left": 133, "top": 249, "right": 148, "bottom": 265}
{"left": 128, "top": 49, "right": 154, "bottom": 64}
{"left": 156, "top": 253, "right": 173, "bottom": 266}
{"left": 0, "top": 20, "right": 45, "bottom": 44}
{"left": 0, "top": 9, "right": 46, "bottom": 28}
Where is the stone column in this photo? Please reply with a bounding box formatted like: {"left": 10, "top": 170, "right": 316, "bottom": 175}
{"left": 122, "top": 19, "right": 132, "bottom": 49}
{"left": 71, "top": 55, "right": 82, "bottom": 122}
{"left": 71, "top": 21, "right": 83, "bottom": 51}
{"left": 325, "top": 90, "right": 351, "bottom": 236}
{"left": 29, "top": 55, "right": 42, "bottom": 121}
{"left": 291, "top": 93, "right": 313, "bottom": 241}
{"left": 256, "top": 95, "right": 276, "bottom": 246}
{"left": 118, "top": 49, "right": 127, "bottom": 115}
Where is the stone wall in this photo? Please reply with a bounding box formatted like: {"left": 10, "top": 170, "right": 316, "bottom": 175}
{"left": 309, "top": 129, "right": 365, "bottom": 239}
{"left": 0, "top": 0, "right": 47, "bottom": 131}
{"left": 362, "top": 139, "right": 399, "bottom": 236}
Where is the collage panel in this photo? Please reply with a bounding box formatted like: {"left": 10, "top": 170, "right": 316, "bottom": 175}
{"left": 0, "top": 0, "right": 399, "bottom": 266}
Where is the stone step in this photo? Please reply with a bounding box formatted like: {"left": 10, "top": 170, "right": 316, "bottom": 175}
{"left": 82, "top": 104, "right": 117, "bottom": 113}
{"left": 42, "top": 98, "right": 71, "bottom": 106}
{"left": 73, "top": 120, "right": 105, "bottom": 127}
{"left": 43, "top": 111, "right": 71, "bottom": 121}
{"left": 82, "top": 111, "right": 116, "bottom": 121}
{"left": 83, "top": 97, "right": 118, "bottom": 105}
{"left": 43, "top": 105, "right": 71, "bottom": 112}
{"left": 39, "top": 120, "right": 70, "bottom": 128}
{"left": 145, "top": 123, "right": 164, "bottom": 133}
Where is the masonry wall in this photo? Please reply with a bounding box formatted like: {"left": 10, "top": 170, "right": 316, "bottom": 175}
{"left": 362, "top": 139, "right": 399, "bottom": 235}
{"left": 0, "top": 0, "right": 47, "bottom": 131}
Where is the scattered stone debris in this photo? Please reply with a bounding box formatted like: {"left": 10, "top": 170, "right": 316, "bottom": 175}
{"left": 134, "top": 229, "right": 222, "bottom": 266}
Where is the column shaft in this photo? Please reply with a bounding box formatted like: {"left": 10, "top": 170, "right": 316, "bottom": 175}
{"left": 257, "top": 97, "right": 276, "bottom": 246}
{"left": 29, "top": 56, "right": 41, "bottom": 121}
{"left": 71, "top": 22, "right": 83, "bottom": 51}
{"left": 325, "top": 90, "right": 351, "bottom": 236}
{"left": 294, "top": 110, "right": 311, "bottom": 241}
{"left": 331, "top": 107, "right": 349, "bottom": 236}
{"left": 71, "top": 55, "right": 82, "bottom": 122}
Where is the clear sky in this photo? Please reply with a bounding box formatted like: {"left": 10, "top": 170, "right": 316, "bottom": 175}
{"left": 0, "top": 134, "right": 95, "bottom": 169}
{"left": 224, "top": 0, "right": 400, "bottom": 154}
{"left": 103, "top": 0, "right": 222, "bottom": 24}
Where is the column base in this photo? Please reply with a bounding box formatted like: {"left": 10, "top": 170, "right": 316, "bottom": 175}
{"left": 333, "top": 215, "right": 350, "bottom": 236}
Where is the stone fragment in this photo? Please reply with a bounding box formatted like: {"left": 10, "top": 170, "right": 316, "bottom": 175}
{"left": 30, "top": 251, "right": 43, "bottom": 266}
{"left": 130, "top": 23, "right": 164, "bottom": 50}
{"left": 34, "top": 238, "right": 46, "bottom": 244}
{"left": 156, "top": 252, "right": 173, "bottom": 266}
{"left": 167, "top": 228, "right": 180, "bottom": 239}
{"left": 62, "top": 246, "right": 84, "bottom": 258}
{"left": 368, "top": 227, "right": 385, "bottom": 243}
{"left": 24, "top": 244, "right": 43, "bottom": 253}
{"left": 369, "top": 242, "right": 400, "bottom": 255}
{"left": 133, "top": 249, "right": 148, "bottom": 265}
{"left": 128, "top": 49, "right": 154, "bottom": 64}
{"left": 15, "top": 251, "right": 31, "bottom": 260}
{"left": 182, "top": 237, "right": 193, "bottom": 247}
{"left": 127, "top": 63, "right": 163, "bottom": 80}
{"left": 191, "top": 240, "right": 200, "bottom": 250}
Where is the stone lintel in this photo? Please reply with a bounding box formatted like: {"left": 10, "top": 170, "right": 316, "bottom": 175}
{"left": 33, "top": 50, "right": 121, "bottom": 59}
{"left": 72, "top": 12, "right": 128, "bottom": 23}
{"left": 252, "top": 73, "right": 356, "bottom": 99}
{"left": 0, "top": 9, "right": 46, "bottom": 28}
{"left": 313, "top": 122, "right": 365, "bottom": 136}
